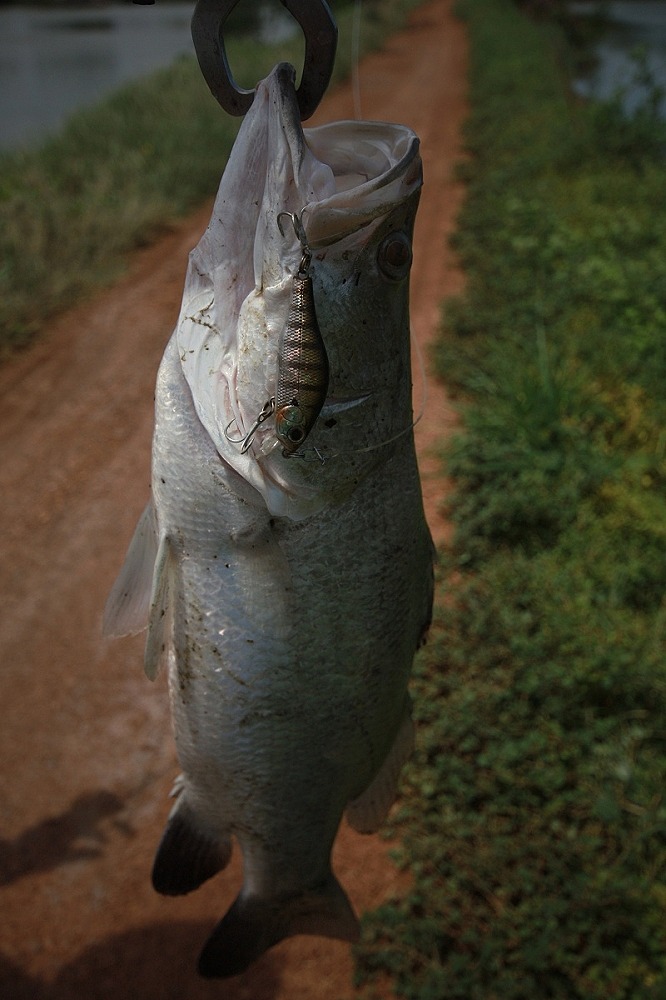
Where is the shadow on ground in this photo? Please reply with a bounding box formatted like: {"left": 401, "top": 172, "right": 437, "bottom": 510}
{"left": 0, "top": 921, "right": 282, "bottom": 1000}
{"left": 0, "top": 792, "right": 133, "bottom": 888}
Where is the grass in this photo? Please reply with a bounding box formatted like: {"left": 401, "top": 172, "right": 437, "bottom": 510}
{"left": 0, "top": 0, "right": 423, "bottom": 355}
{"left": 355, "top": 1, "right": 666, "bottom": 998}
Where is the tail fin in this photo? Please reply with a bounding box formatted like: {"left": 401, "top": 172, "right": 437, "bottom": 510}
{"left": 198, "top": 875, "right": 360, "bottom": 978}
{"left": 152, "top": 792, "right": 232, "bottom": 896}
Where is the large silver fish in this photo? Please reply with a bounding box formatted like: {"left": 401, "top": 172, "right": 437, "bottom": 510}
{"left": 104, "top": 62, "right": 433, "bottom": 978}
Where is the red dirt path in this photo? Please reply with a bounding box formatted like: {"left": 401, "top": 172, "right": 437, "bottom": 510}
{"left": 0, "top": 2, "right": 467, "bottom": 996}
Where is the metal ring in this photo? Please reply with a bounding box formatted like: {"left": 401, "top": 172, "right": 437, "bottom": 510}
{"left": 191, "top": 0, "right": 337, "bottom": 120}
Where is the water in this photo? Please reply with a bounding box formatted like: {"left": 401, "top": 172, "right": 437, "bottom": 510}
{"left": 571, "top": 1, "right": 666, "bottom": 118}
{"left": 0, "top": 2, "right": 295, "bottom": 152}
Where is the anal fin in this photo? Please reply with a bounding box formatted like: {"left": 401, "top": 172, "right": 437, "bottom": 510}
{"left": 198, "top": 875, "right": 359, "bottom": 979}
{"left": 152, "top": 790, "right": 232, "bottom": 897}
{"left": 346, "top": 706, "right": 415, "bottom": 834}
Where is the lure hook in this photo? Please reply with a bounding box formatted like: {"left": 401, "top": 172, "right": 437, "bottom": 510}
{"left": 224, "top": 397, "right": 275, "bottom": 454}
{"left": 190, "top": 0, "right": 338, "bottom": 121}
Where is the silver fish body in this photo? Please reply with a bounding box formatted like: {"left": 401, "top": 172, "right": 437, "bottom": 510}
{"left": 104, "top": 63, "right": 433, "bottom": 978}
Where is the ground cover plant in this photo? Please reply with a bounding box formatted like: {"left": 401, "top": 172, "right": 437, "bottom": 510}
{"left": 0, "top": 0, "right": 422, "bottom": 355}
{"left": 356, "top": 1, "right": 666, "bottom": 997}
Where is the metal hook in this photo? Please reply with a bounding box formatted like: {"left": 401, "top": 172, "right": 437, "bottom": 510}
{"left": 191, "top": 0, "right": 338, "bottom": 121}
{"left": 277, "top": 210, "right": 312, "bottom": 275}
{"left": 224, "top": 398, "right": 275, "bottom": 454}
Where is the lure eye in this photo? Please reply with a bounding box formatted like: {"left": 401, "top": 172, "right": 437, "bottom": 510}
{"left": 377, "top": 231, "right": 412, "bottom": 281}
{"left": 276, "top": 403, "right": 307, "bottom": 452}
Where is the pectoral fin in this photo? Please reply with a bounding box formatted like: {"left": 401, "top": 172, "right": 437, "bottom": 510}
{"left": 345, "top": 707, "right": 415, "bottom": 834}
{"left": 143, "top": 533, "right": 176, "bottom": 681}
{"left": 103, "top": 502, "right": 157, "bottom": 637}
{"left": 198, "top": 876, "right": 359, "bottom": 979}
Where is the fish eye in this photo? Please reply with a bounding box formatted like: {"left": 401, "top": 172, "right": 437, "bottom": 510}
{"left": 377, "top": 231, "right": 412, "bottom": 281}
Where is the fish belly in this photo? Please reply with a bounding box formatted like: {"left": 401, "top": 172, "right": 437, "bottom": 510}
{"left": 150, "top": 332, "right": 432, "bottom": 970}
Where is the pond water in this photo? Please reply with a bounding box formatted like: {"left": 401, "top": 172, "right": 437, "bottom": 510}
{"left": 571, "top": 1, "right": 666, "bottom": 118}
{"left": 7, "top": 1, "right": 665, "bottom": 155}
{"left": 0, "top": 2, "right": 294, "bottom": 152}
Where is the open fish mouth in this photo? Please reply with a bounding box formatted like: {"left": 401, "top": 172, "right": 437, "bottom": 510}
{"left": 175, "top": 61, "right": 422, "bottom": 516}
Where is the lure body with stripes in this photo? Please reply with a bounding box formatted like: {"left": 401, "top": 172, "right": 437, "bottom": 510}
{"left": 104, "top": 63, "right": 433, "bottom": 978}
{"left": 275, "top": 254, "right": 329, "bottom": 453}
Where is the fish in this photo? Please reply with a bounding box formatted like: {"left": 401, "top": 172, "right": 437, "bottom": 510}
{"left": 104, "top": 61, "right": 433, "bottom": 979}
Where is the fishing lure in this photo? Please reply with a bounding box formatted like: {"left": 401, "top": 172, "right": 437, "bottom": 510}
{"left": 274, "top": 211, "right": 330, "bottom": 455}
{"left": 223, "top": 211, "right": 329, "bottom": 458}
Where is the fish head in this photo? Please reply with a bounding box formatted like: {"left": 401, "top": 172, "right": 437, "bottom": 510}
{"left": 176, "top": 63, "right": 422, "bottom": 519}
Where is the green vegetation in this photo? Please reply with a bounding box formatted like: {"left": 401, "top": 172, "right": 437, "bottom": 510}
{"left": 0, "top": 0, "right": 422, "bottom": 355}
{"left": 356, "top": 1, "right": 666, "bottom": 998}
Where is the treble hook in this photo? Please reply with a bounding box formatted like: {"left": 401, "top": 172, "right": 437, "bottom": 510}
{"left": 224, "top": 398, "right": 275, "bottom": 454}
{"left": 191, "top": 0, "right": 338, "bottom": 121}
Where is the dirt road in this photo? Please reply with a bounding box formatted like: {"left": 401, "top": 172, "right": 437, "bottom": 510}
{"left": 0, "top": 2, "right": 466, "bottom": 996}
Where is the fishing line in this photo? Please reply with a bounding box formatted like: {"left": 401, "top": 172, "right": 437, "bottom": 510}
{"left": 352, "top": 0, "right": 363, "bottom": 120}
{"left": 290, "top": 331, "right": 428, "bottom": 463}
{"left": 226, "top": 347, "right": 427, "bottom": 464}
{"left": 411, "top": 324, "right": 429, "bottom": 430}
{"left": 346, "top": 331, "right": 428, "bottom": 457}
